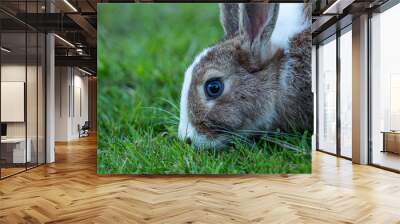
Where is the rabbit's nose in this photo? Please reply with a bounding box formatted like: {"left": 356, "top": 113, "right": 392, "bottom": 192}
{"left": 185, "top": 137, "right": 192, "bottom": 145}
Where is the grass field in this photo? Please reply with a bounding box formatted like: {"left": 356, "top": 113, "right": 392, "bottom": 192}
{"left": 97, "top": 4, "right": 311, "bottom": 174}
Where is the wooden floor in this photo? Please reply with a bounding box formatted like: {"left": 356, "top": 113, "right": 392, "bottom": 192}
{"left": 1, "top": 136, "right": 400, "bottom": 223}
{"left": 373, "top": 150, "right": 400, "bottom": 171}
{"left": 1, "top": 167, "right": 26, "bottom": 178}
{"left": 1, "top": 163, "right": 44, "bottom": 178}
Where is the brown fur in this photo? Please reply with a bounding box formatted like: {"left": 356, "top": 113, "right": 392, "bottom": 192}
{"left": 183, "top": 3, "right": 312, "bottom": 145}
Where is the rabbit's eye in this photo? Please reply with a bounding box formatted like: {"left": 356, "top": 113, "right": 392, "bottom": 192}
{"left": 204, "top": 78, "right": 224, "bottom": 99}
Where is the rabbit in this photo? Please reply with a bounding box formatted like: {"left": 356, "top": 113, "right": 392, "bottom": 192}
{"left": 178, "top": 3, "right": 313, "bottom": 149}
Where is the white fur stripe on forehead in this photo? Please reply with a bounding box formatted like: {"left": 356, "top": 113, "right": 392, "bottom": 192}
{"left": 178, "top": 47, "right": 212, "bottom": 142}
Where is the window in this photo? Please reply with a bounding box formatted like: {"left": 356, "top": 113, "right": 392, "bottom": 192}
{"left": 370, "top": 3, "right": 400, "bottom": 171}
{"left": 318, "top": 36, "right": 337, "bottom": 154}
{"left": 339, "top": 28, "right": 352, "bottom": 158}
{"left": 0, "top": 2, "right": 46, "bottom": 179}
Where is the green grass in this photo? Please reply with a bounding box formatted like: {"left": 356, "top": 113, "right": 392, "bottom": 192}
{"left": 97, "top": 4, "right": 311, "bottom": 174}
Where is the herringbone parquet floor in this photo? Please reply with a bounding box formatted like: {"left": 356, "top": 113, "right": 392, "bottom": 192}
{"left": 1, "top": 135, "right": 400, "bottom": 224}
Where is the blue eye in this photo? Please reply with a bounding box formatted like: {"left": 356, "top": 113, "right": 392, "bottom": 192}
{"left": 205, "top": 78, "right": 224, "bottom": 99}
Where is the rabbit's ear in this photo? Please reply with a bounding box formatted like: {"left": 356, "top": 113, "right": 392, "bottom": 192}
{"left": 219, "top": 3, "right": 239, "bottom": 37}
{"left": 239, "top": 3, "right": 279, "bottom": 63}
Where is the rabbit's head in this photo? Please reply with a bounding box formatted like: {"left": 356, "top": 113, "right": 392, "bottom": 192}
{"left": 178, "top": 3, "right": 298, "bottom": 148}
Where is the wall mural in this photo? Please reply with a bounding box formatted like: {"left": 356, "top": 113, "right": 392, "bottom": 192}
{"left": 97, "top": 3, "right": 313, "bottom": 174}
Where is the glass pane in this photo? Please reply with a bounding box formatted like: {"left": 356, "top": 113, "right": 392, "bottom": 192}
{"left": 318, "top": 36, "right": 337, "bottom": 154}
{"left": 73, "top": 69, "right": 87, "bottom": 139}
{"left": 26, "top": 0, "right": 38, "bottom": 168}
{"left": 371, "top": 4, "right": 400, "bottom": 171}
{"left": 1, "top": 31, "right": 27, "bottom": 177}
{"left": 340, "top": 29, "right": 352, "bottom": 158}
{"left": 38, "top": 33, "right": 45, "bottom": 165}
{"left": 27, "top": 31, "right": 38, "bottom": 169}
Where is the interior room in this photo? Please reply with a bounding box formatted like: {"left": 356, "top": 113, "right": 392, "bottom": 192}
{"left": 0, "top": 0, "right": 399, "bottom": 223}
{"left": 370, "top": 2, "right": 400, "bottom": 171}
{"left": 54, "top": 66, "right": 93, "bottom": 141}
{"left": 0, "top": 10, "right": 46, "bottom": 178}
{"left": 314, "top": 0, "right": 400, "bottom": 172}
{"left": 0, "top": 0, "right": 96, "bottom": 179}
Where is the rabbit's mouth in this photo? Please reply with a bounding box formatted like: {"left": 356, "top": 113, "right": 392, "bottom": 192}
{"left": 190, "top": 134, "right": 227, "bottom": 150}
{"left": 178, "top": 128, "right": 227, "bottom": 150}
{"left": 178, "top": 121, "right": 226, "bottom": 149}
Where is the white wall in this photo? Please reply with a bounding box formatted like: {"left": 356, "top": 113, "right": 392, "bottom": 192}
{"left": 1, "top": 63, "right": 46, "bottom": 164}
{"left": 71, "top": 73, "right": 89, "bottom": 138}
{"left": 1, "top": 65, "right": 26, "bottom": 141}
{"left": 54, "top": 67, "right": 89, "bottom": 141}
{"left": 1, "top": 65, "right": 26, "bottom": 137}
{"left": 1, "top": 65, "right": 39, "bottom": 138}
{"left": 55, "top": 67, "right": 70, "bottom": 141}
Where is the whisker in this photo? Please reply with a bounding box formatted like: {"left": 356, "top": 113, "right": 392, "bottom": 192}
{"left": 215, "top": 128, "right": 252, "bottom": 145}
{"left": 160, "top": 98, "right": 179, "bottom": 112}
{"left": 143, "top": 106, "right": 179, "bottom": 121}
{"left": 213, "top": 126, "right": 307, "bottom": 153}
{"left": 239, "top": 129, "right": 303, "bottom": 138}
{"left": 262, "top": 136, "right": 308, "bottom": 154}
{"left": 154, "top": 120, "right": 179, "bottom": 126}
